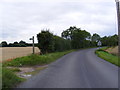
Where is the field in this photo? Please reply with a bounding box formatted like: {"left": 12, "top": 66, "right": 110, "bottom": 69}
{"left": 1, "top": 47, "right": 40, "bottom": 61}
{"left": 105, "top": 46, "right": 118, "bottom": 56}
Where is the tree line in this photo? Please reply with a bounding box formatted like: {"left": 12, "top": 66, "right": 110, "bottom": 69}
{"left": 1, "top": 26, "right": 118, "bottom": 54}
{"left": 0, "top": 40, "right": 34, "bottom": 47}
{"left": 37, "top": 26, "right": 118, "bottom": 54}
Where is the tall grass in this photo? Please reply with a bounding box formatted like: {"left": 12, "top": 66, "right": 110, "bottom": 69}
{"left": 2, "top": 67, "right": 25, "bottom": 89}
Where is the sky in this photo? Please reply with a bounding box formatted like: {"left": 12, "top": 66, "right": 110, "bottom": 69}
{"left": 0, "top": 0, "right": 118, "bottom": 43}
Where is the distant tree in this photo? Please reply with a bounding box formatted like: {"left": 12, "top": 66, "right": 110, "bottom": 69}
{"left": 37, "top": 30, "right": 54, "bottom": 54}
{"left": 8, "top": 43, "right": 14, "bottom": 47}
{"left": 13, "top": 41, "right": 19, "bottom": 47}
{"left": 101, "top": 34, "right": 118, "bottom": 47}
{"left": 1, "top": 41, "right": 7, "bottom": 47}
{"left": 19, "top": 40, "right": 27, "bottom": 47}
{"left": 91, "top": 33, "right": 101, "bottom": 46}
{"left": 100, "top": 36, "right": 108, "bottom": 46}
{"left": 62, "top": 26, "right": 91, "bottom": 49}
{"left": 92, "top": 33, "right": 101, "bottom": 42}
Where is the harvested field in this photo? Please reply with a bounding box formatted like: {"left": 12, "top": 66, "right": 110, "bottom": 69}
{"left": 0, "top": 47, "right": 40, "bottom": 61}
{"left": 105, "top": 46, "right": 118, "bottom": 56}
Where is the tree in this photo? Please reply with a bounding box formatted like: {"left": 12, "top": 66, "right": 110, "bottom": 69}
{"left": 101, "top": 34, "right": 118, "bottom": 47}
{"left": 1, "top": 41, "right": 7, "bottom": 47}
{"left": 37, "top": 30, "right": 54, "bottom": 54}
{"left": 53, "top": 35, "right": 71, "bottom": 52}
{"left": 92, "top": 33, "right": 100, "bottom": 42}
{"left": 91, "top": 33, "right": 101, "bottom": 46}
{"left": 62, "top": 26, "right": 91, "bottom": 49}
{"left": 19, "top": 40, "right": 27, "bottom": 47}
{"left": 13, "top": 41, "right": 19, "bottom": 47}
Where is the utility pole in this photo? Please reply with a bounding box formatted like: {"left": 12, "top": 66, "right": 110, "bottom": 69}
{"left": 115, "top": 0, "right": 120, "bottom": 56}
{"left": 29, "top": 36, "right": 35, "bottom": 54}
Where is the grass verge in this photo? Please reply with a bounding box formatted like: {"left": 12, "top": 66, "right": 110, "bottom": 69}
{"left": 3, "top": 50, "right": 74, "bottom": 67}
{"left": 2, "top": 50, "right": 75, "bottom": 89}
{"left": 95, "top": 47, "right": 119, "bottom": 66}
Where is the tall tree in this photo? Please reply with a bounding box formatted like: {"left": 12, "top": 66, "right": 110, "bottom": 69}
{"left": 91, "top": 33, "right": 101, "bottom": 46}
{"left": 92, "top": 33, "right": 101, "bottom": 42}
{"left": 62, "top": 26, "right": 91, "bottom": 49}
{"left": 37, "top": 30, "right": 54, "bottom": 54}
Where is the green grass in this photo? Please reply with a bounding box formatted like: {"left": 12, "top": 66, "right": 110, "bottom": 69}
{"left": 2, "top": 67, "right": 25, "bottom": 90}
{"left": 3, "top": 50, "right": 74, "bottom": 67}
{"left": 95, "top": 48, "right": 119, "bottom": 66}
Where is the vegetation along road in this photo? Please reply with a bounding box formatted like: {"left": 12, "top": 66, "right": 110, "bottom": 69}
{"left": 18, "top": 48, "right": 118, "bottom": 88}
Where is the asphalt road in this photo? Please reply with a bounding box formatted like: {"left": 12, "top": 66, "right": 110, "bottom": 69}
{"left": 18, "top": 48, "right": 118, "bottom": 88}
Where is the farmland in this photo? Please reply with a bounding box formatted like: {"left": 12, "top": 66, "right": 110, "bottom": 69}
{"left": 1, "top": 47, "right": 40, "bottom": 61}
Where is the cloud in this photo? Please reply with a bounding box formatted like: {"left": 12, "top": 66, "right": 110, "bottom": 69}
{"left": 0, "top": 0, "right": 118, "bottom": 43}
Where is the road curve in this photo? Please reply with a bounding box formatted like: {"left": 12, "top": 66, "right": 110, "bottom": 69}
{"left": 18, "top": 48, "right": 118, "bottom": 88}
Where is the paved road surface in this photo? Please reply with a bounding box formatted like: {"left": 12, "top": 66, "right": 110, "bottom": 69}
{"left": 18, "top": 48, "right": 118, "bottom": 88}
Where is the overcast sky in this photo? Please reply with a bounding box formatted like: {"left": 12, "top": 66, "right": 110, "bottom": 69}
{"left": 0, "top": 0, "right": 118, "bottom": 43}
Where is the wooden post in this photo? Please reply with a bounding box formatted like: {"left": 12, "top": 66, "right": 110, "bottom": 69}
{"left": 33, "top": 36, "right": 35, "bottom": 54}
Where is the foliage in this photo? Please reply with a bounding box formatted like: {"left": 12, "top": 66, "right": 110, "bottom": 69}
{"left": 61, "top": 26, "right": 91, "bottom": 49}
{"left": 101, "top": 34, "right": 118, "bottom": 47}
{"left": 92, "top": 33, "right": 101, "bottom": 42}
{"left": 53, "top": 35, "right": 71, "bottom": 52}
{"left": 37, "top": 30, "right": 54, "bottom": 54}
{"left": 91, "top": 33, "right": 101, "bottom": 46}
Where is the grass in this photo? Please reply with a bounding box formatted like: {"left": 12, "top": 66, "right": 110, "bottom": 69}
{"left": 95, "top": 47, "right": 119, "bottom": 66}
{"left": 3, "top": 50, "right": 74, "bottom": 67}
{"left": 2, "top": 50, "right": 75, "bottom": 89}
{"left": 2, "top": 67, "right": 25, "bottom": 90}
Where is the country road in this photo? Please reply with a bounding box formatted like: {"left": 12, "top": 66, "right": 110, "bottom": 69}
{"left": 18, "top": 48, "right": 118, "bottom": 88}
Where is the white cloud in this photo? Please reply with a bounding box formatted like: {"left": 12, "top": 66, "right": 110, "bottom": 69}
{"left": 0, "top": 0, "right": 118, "bottom": 43}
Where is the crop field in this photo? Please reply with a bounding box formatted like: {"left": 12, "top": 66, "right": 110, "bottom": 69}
{"left": 0, "top": 47, "right": 40, "bottom": 61}
{"left": 105, "top": 46, "right": 118, "bottom": 56}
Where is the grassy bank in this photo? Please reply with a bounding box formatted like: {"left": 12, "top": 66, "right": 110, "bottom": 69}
{"left": 95, "top": 47, "right": 119, "bottom": 66}
{"left": 2, "top": 50, "right": 75, "bottom": 89}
